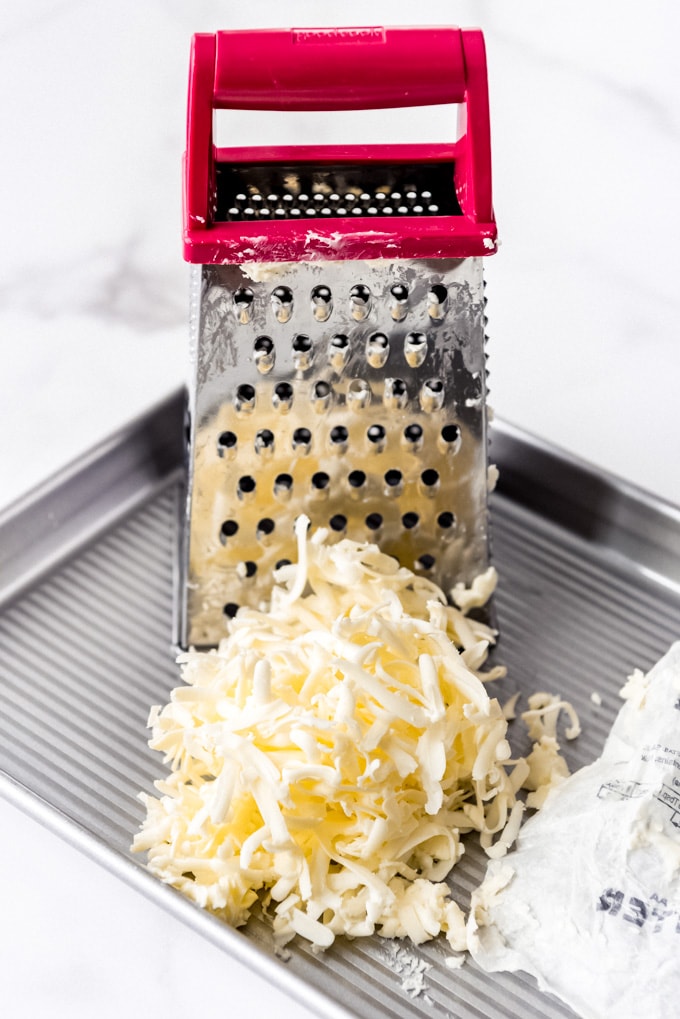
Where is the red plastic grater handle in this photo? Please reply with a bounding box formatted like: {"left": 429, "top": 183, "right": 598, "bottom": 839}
{"left": 184, "top": 26, "right": 496, "bottom": 264}
{"left": 212, "top": 27, "right": 467, "bottom": 111}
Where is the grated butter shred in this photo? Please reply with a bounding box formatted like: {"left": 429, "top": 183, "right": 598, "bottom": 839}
{"left": 133, "top": 516, "right": 574, "bottom": 952}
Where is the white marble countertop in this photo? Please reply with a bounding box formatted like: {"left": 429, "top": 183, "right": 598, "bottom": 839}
{"left": 1, "top": 2, "right": 678, "bottom": 1017}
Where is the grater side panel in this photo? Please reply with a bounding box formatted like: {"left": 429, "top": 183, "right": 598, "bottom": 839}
{"left": 183, "top": 258, "right": 489, "bottom": 648}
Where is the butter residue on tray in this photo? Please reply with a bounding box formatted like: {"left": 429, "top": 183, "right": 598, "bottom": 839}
{"left": 469, "top": 642, "right": 680, "bottom": 1019}
{"left": 133, "top": 517, "right": 576, "bottom": 951}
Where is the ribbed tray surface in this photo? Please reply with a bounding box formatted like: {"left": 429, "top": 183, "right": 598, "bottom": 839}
{"left": 1, "top": 476, "right": 678, "bottom": 1019}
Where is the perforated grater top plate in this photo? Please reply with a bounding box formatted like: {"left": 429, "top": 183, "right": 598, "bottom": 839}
{"left": 214, "top": 164, "right": 462, "bottom": 221}
{"left": 182, "top": 257, "right": 489, "bottom": 648}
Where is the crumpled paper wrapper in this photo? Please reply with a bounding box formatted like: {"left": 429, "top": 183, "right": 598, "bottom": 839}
{"left": 468, "top": 642, "right": 680, "bottom": 1019}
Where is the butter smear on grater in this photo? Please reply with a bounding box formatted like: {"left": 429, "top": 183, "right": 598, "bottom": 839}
{"left": 134, "top": 518, "right": 577, "bottom": 951}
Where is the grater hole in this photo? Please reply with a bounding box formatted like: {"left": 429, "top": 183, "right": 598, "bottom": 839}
{"left": 428, "top": 284, "right": 448, "bottom": 320}
{"left": 240, "top": 560, "right": 258, "bottom": 578}
{"left": 256, "top": 518, "right": 276, "bottom": 542}
{"left": 312, "top": 379, "right": 332, "bottom": 412}
{"left": 329, "top": 513, "right": 347, "bottom": 532}
{"left": 384, "top": 469, "right": 403, "bottom": 497}
{"left": 366, "top": 423, "right": 386, "bottom": 452}
{"left": 274, "top": 473, "right": 293, "bottom": 499}
{"left": 254, "top": 335, "right": 275, "bottom": 374}
{"left": 366, "top": 332, "right": 389, "bottom": 369}
{"left": 311, "top": 284, "right": 333, "bottom": 322}
{"left": 390, "top": 283, "right": 409, "bottom": 321}
{"left": 223, "top": 602, "right": 240, "bottom": 618}
{"left": 349, "top": 284, "right": 372, "bottom": 321}
{"left": 271, "top": 285, "right": 294, "bottom": 323}
{"left": 403, "top": 423, "right": 424, "bottom": 451}
{"left": 273, "top": 382, "right": 294, "bottom": 412}
{"left": 219, "top": 519, "right": 239, "bottom": 544}
{"left": 329, "top": 333, "right": 350, "bottom": 370}
{"left": 437, "top": 511, "right": 456, "bottom": 529}
{"left": 420, "top": 378, "right": 445, "bottom": 412}
{"left": 404, "top": 332, "right": 427, "bottom": 368}
{"left": 384, "top": 378, "right": 408, "bottom": 410}
{"left": 311, "top": 471, "right": 330, "bottom": 490}
{"left": 348, "top": 469, "right": 367, "bottom": 489}
{"left": 420, "top": 469, "right": 440, "bottom": 497}
{"left": 234, "top": 287, "right": 254, "bottom": 324}
{"left": 439, "top": 423, "right": 461, "bottom": 452}
{"left": 292, "top": 427, "right": 312, "bottom": 453}
{"left": 347, "top": 378, "right": 371, "bottom": 409}
{"left": 401, "top": 511, "right": 419, "bottom": 531}
{"left": 237, "top": 475, "right": 256, "bottom": 499}
{"left": 235, "top": 384, "right": 256, "bottom": 414}
{"left": 292, "top": 333, "right": 313, "bottom": 371}
{"left": 275, "top": 558, "right": 292, "bottom": 570}
{"left": 365, "top": 512, "right": 383, "bottom": 531}
{"left": 415, "top": 554, "right": 436, "bottom": 573}
{"left": 329, "top": 425, "right": 349, "bottom": 452}
{"left": 217, "top": 431, "right": 237, "bottom": 457}
{"left": 255, "top": 429, "right": 275, "bottom": 455}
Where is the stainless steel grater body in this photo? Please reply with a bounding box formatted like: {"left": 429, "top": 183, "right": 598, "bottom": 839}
{"left": 183, "top": 256, "right": 489, "bottom": 648}
{"left": 179, "top": 26, "right": 498, "bottom": 648}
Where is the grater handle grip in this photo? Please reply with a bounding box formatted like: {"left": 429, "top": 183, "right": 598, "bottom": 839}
{"left": 211, "top": 27, "right": 469, "bottom": 111}
{"left": 184, "top": 27, "right": 494, "bottom": 257}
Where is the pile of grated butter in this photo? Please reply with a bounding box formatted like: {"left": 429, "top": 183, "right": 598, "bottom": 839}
{"left": 133, "top": 517, "right": 573, "bottom": 952}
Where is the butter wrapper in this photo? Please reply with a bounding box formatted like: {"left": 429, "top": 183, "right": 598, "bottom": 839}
{"left": 469, "top": 642, "right": 680, "bottom": 1019}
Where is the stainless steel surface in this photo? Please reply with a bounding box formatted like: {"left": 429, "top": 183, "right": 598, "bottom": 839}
{"left": 185, "top": 259, "right": 490, "bottom": 648}
{"left": 1, "top": 389, "right": 679, "bottom": 1019}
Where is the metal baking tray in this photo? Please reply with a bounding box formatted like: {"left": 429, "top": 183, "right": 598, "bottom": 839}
{"left": 1, "top": 388, "right": 679, "bottom": 1019}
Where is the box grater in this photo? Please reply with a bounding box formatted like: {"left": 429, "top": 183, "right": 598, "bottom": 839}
{"left": 180, "top": 26, "right": 498, "bottom": 649}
